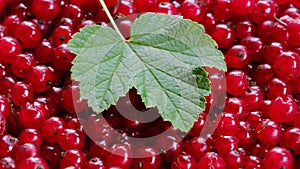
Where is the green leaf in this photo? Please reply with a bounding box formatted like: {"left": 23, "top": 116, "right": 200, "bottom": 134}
{"left": 67, "top": 13, "right": 225, "bottom": 132}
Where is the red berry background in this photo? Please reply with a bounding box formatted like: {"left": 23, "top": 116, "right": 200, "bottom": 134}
{"left": 0, "top": 0, "right": 300, "bottom": 169}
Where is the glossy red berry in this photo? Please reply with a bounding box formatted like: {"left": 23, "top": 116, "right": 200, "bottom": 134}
{"left": 41, "top": 116, "right": 65, "bottom": 143}
{"left": 61, "top": 85, "right": 87, "bottom": 113}
{"left": 0, "top": 37, "right": 21, "bottom": 63}
{"left": 179, "top": 0, "right": 206, "bottom": 22}
{"left": 51, "top": 25, "right": 73, "bottom": 47}
{"left": 85, "top": 157, "right": 106, "bottom": 169}
{"left": 253, "top": 64, "right": 275, "bottom": 86}
{"left": 26, "top": 65, "right": 53, "bottom": 92}
{"left": 197, "top": 152, "right": 226, "bottom": 169}
{"left": 287, "top": 19, "right": 300, "bottom": 47}
{"left": 231, "top": 0, "right": 255, "bottom": 16}
{"left": 223, "top": 150, "right": 245, "bottom": 169}
{"left": 266, "top": 77, "right": 292, "bottom": 100}
{"left": 280, "top": 127, "right": 300, "bottom": 155}
{"left": 263, "top": 147, "right": 294, "bottom": 169}
{"left": 225, "top": 45, "right": 250, "bottom": 69}
{"left": 0, "top": 95, "right": 11, "bottom": 119}
{"left": 52, "top": 44, "right": 76, "bottom": 71}
{"left": 132, "top": 147, "right": 161, "bottom": 169}
{"left": 183, "top": 136, "right": 209, "bottom": 160}
{"left": 251, "top": 0, "right": 277, "bottom": 24}
{"left": 268, "top": 95, "right": 298, "bottom": 123}
{"left": 214, "top": 135, "right": 239, "bottom": 155}
{"left": 18, "top": 157, "right": 49, "bottom": 169}
{"left": 171, "top": 154, "right": 197, "bottom": 169}
{"left": 15, "top": 143, "right": 40, "bottom": 163}
{"left": 216, "top": 112, "right": 240, "bottom": 136}
{"left": 0, "top": 156, "right": 16, "bottom": 169}
{"left": 106, "top": 144, "right": 132, "bottom": 168}
{"left": 133, "top": 0, "right": 157, "bottom": 12}
{"left": 188, "top": 113, "right": 207, "bottom": 136}
{"left": 0, "top": 134, "right": 19, "bottom": 158}
{"left": 210, "top": 24, "right": 236, "bottom": 49}
{"left": 57, "top": 128, "right": 85, "bottom": 151}
{"left": 212, "top": 0, "right": 233, "bottom": 21}
{"left": 60, "top": 149, "right": 85, "bottom": 168}
{"left": 13, "top": 21, "right": 42, "bottom": 49}
{"left": 19, "top": 129, "right": 44, "bottom": 147}
{"left": 155, "top": 135, "right": 182, "bottom": 162}
{"left": 226, "top": 70, "right": 249, "bottom": 96}
{"left": 244, "top": 155, "right": 263, "bottom": 169}
{"left": 241, "top": 86, "right": 264, "bottom": 111}
{"left": 11, "top": 53, "right": 37, "bottom": 78}
{"left": 34, "top": 39, "right": 53, "bottom": 64}
{"left": 256, "top": 119, "right": 282, "bottom": 148}
{"left": 9, "top": 81, "right": 34, "bottom": 106}
{"left": 274, "top": 51, "right": 300, "bottom": 80}
{"left": 40, "top": 142, "right": 62, "bottom": 169}
{"left": 19, "top": 101, "right": 48, "bottom": 129}
{"left": 31, "top": 0, "right": 60, "bottom": 21}
{"left": 235, "top": 20, "right": 256, "bottom": 40}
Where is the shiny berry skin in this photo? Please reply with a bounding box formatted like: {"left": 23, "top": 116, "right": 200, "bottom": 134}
{"left": 253, "top": 63, "right": 275, "bottom": 86}
{"left": 212, "top": 0, "right": 233, "bottom": 21}
{"left": 210, "top": 24, "right": 236, "bottom": 49}
{"left": 237, "top": 121, "right": 257, "bottom": 148}
{"left": 52, "top": 44, "right": 76, "bottom": 71}
{"left": 251, "top": 0, "right": 277, "bottom": 24}
{"left": 133, "top": 0, "right": 157, "bottom": 12}
{"left": 13, "top": 21, "right": 42, "bottom": 49}
{"left": 60, "top": 149, "right": 85, "bottom": 168}
{"left": 197, "top": 152, "right": 226, "bottom": 169}
{"left": 231, "top": 0, "right": 255, "bottom": 16}
{"left": 256, "top": 119, "right": 282, "bottom": 148}
{"left": 200, "top": 13, "right": 216, "bottom": 32}
{"left": 15, "top": 143, "right": 40, "bottom": 163}
{"left": 268, "top": 95, "right": 298, "bottom": 123}
{"left": 183, "top": 136, "right": 209, "bottom": 160}
{"left": 0, "top": 157, "right": 16, "bottom": 169}
{"left": 223, "top": 150, "right": 245, "bottom": 169}
{"left": 0, "top": 114, "right": 6, "bottom": 135}
{"left": 225, "top": 45, "right": 250, "bottom": 69}
{"left": 61, "top": 85, "right": 87, "bottom": 113}
{"left": 85, "top": 157, "right": 106, "bottom": 169}
{"left": 155, "top": 2, "right": 179, "bottom": 15}
{"left": 132, "top": 147, "right": 161, "bottom": 169}
{"left": 155, "top": 135, "right": 182, "bottom": 162}
{"left": 188, "top": 113, "right": 207, "bottom": 136}
{"left": 287, "top": 19, "right": 300, "bottom": 47}
{"left": 240, "top": 36, "right": 264, "bottom": 61}
{"left": 264, "top": 42, "right": 284, "bottom": 65}
{"left": 2, "top": 15, "right": 22, "bottom": 35}
{"left": 0, "top": 135, "right": 19, "bottom": 158}
{"left": 179, "top": 0, "right": 206, "bottom": 22}
{"left": 60, "top": 4, "right": 84, "bottom": 23}
{"left": 9, "top": 81, "right": 34, "bottom": 106}
{"left": 226, "top": 70, "right": 249, "bottom": 96}
{"left": 241, "top": 86, "right": 264, "bottom": 111}
{"left": 171, "top": 154, "right": 197, "bottom": 169}
{"left": 19, "top": 129, "right": 44, "bottom": 147}
{"left": 224, "top": 97, "right": 247, "bottom": 120}
{"left": 235, "top": 20, "right": 256, "bottom": 40}
{"left": 274, "top": 51, "right": 300, "bottom": 80}
{"left": 0, "top": 95, "right": 11, "bottom": 119}
{"left": 115, "top": 0, "right": 137, "bottom": 16}
{"left": 57, "top": 128, "right": 85, "bottom": 151}
{"left": 19, "top": 101, "right": 48, "bottom": 129}
{"left": 106, "top": 144, "right": 132, "bottom": 168}
{"left": 263, "top": 147, "right": 294, "bottom": 169}
{"left": 266, "top": 77, "right": 292, "bottom": 100}
{"left": 40, "top": 142, "right": 62, "bottom": 169}
{"left": 26, "top": 65, "right": 53, "bottom": 92}
{"left": 11, "top": 53, "right": 37, "bottom": 78}
{"left": 34, "top": 39, "right": 53, "bottom": 64}
{"left": 244, "top": 155, "right": 263, "bottom": 169}
{"left": 41, "top": 117, "right": 65, "bottom": 143}
{"left": 0, "top": 37, "right": 21, "bottom": 63}
{"left": 280, "top": 127, "right": 300, "bottom": 155}
{"left": 18, "top": 157, "right": 49, "bottom": 169}
{"left": 216, "top": 112, "right": 240, "bottom": 136}
{"left": 214, "top": 135, "right": 239, "bottom": 155}
{"left": 0, "top": 0, "right": 5, "bottom": 13}
{"left": 51, "top": 25, "right": 73, "bottom": 47}
{"left": 31, "top": 0, "right": 60, "bottom": 21}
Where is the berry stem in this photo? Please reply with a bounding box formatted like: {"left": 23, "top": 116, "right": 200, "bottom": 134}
{"left": 98, "top": 0, "right": 125, "bottom": 41}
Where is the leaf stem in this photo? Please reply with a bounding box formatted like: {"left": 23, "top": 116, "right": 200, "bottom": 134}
{"left": 98, "top": 0, "right": 125, "bottom": 41}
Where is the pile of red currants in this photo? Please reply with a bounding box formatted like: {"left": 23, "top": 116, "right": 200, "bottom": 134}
{"left": 0, "top": 0, "right": 299, "bottom": 168}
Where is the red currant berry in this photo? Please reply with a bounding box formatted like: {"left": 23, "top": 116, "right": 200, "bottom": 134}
{"left": 41, "top": 117, "right": 65, "bottom": 143}
{"left": 11, "top": 53, "right": 37, "bottom": 78}
{"left": 19, "top": 129, "right": 44, "bottom": 147}
{"left": 52, "top": 44, "right": 76, "bottom": 71}
{"left": 0, "top": 95, "right": 11, "bottom": 119}
{"left": 15, "top": 143, "right": 40, "bottom": 163}
{"left": 60, "top": 149, "right": 86, "bottom": 168}
{"left": 133, "top": 0, "right": 158, "bottom": 12}
{"left": 0, "top": 156, "right": 16, "bottom": 169}
{"left": 26, "top": 65, "right": 53, "bottom": 92}
{"left": 183, "top": 136, "right": 209, "bottom": 160}
{"left": 210, "top": 24, "right": 236, "bottom": 49}
{"left": 171, "top": 154, "right": 197, "bottom": 169}
{"left": 179, "top": 0, "right": 206, "bottom": 22}
{"left": 31, "top": 0, "right": 60, "bottom": 21}
{"left": 13, "top": 21, "right": 42, "bottom": 49}
{"left": 274, "top": 51, "right": 300, "bottom": 80}
{"left": 57, "top": 128, "right": 85, "bottom": 151}
{"left": 226, "top": 70, "right": 249, "bottom": 96}
{"left": 132, "top": 147, "right": 161, "bottom": 169}
{"left": 225, "top": 45, "right": 250, "bottom": 69}
{"left": 263, "top": 147, "right": 294, "bottom": 169}
{"left": 256, "top": 119, "right": 282, "bottom": 148}
{"left": 18, "top": 157, "right": 49, "bottom": 169}
{"left": 85, "top": 157, "right": 106, "bottom": 169}
{"left": 62, "top": 85, "right": 87, "bottom": 113}
{"left": 214, "top": 135, "right": 239, "bottom": 155}
{"left": 106, "top": 144, "right": 132, "bottom": 168}
{"left": 19, "top": 101, "right": 48, "bottom": 129}
{"left": 9, "top": 81, "right": 34, "bottom": 106}
{"left": 0, "top": 36, "right": 21, "bottom": 63}
{"left": 0, "top": 134, "right": 19, "bottom": 158}
{"left": 280, "top": 127, "right": 300, "bottom": 154}
{"left": 231, "top": 0, "right": 255, "bottom": 16}
{"left": 197, "top": 152, "right": 226, "bottom": 169}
